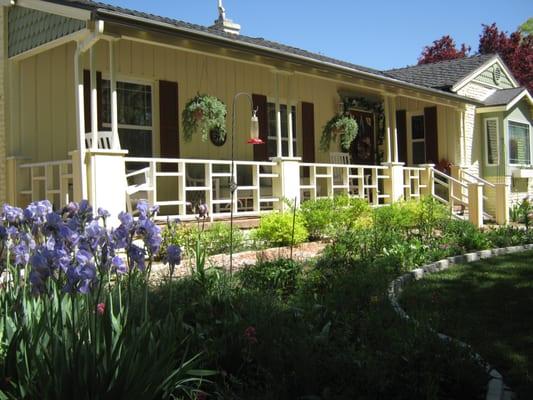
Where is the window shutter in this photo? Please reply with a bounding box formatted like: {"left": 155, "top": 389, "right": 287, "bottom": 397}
{"left": 159, "top": 81, "right": 180, "bottom": 171}
{"left": 485, "top": 119, "right": 499, "bottom": 165}
{"left": 301, "top": 102, "right": 315, "bottom": 163}
{"left": 424, "top": 106, "right": 438, "bottom": 163}
{"left": 83, "top": 70, "right": 103, "bottom": 133}
{"left": 252, "top": 94, "right": 268, "bottom": 161}
{"left": 396, "top": 110, "right": 407, "bottom": 164}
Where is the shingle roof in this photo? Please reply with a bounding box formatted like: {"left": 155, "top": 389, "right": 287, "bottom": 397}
{"left": 482, "top": 87, "right": 527, "bottom": 106}
{"left": 384, "top": 54, "right": 496, "bottom": 90}
{"left": 47, "top": 0, "right": 384, "bottom": 76}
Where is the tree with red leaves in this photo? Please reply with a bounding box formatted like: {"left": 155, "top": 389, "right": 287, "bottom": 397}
{"left": 478, "top": 23, "right": 533, "bottom": 93}
{"left": 418, "top": 35, "right": 470, "bottom": 65}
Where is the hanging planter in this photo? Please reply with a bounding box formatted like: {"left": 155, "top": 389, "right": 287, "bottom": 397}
{"left": 320, "top": 114, "right": 359, "bottom": 152}
{"left": 182, "top": 94, "right": 227, "bottom": 142}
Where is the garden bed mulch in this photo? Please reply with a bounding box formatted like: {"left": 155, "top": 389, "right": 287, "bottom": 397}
{"left": 151, "top": 240, "right": 327, "bottom": 279}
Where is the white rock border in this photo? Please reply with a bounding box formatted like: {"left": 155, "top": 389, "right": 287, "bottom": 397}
{"left": 388, "top": 243, "right": 533, "bottom": 400}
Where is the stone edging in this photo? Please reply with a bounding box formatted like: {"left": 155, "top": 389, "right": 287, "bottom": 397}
{"left": 388, "top": 244, "right": 533, "bottom": 400}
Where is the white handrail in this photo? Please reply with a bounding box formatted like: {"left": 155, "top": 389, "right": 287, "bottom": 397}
{"left": 433, "top": 168, "right": 468, "bottom": 189}
{"left": 461, "top": 169, "right": 496, "bottom": 188}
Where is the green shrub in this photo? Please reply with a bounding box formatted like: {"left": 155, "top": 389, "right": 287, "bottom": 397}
{"left": 238, "top": 258, "right": 303, "bottom": 297}
{"left": 300, "top": 197, "right": 334, "bottom": 239}
{"left": 253, "top": 211, "right": 308, "bottom": 248}
{"left": 441, "top": 219, "right": 491, "bottom": 251}
{"left": 203, "top": 222, "right": 245, "bottom": 255}
{"left": 300, "top": 195, "right": 371, "bottom": 240}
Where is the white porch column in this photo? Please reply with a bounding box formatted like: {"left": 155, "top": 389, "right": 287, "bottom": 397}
{"left": 286, "top": 74, "right": 294, "bottom": 158}
{"left": 383, "top": 95, "right": 392, "bottom": 163}
{"left": 109, "top": 40, "right": 120, "bottom": 150}
{"left": 275, "top": 73, "right": 282, "bottom": 158}
{"left": 272, "top": 157, "right": 301, "bottom": 210}
{"left": 90, "top": 47, "right": 98, "bottom": 150}
{"left": 74, "top": 44, "right": 88, "bottom": 200}
{"left": 389, "top": 95, "right": 398, "bottom": 163}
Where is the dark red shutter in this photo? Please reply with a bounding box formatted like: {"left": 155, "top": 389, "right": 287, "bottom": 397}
{"left": 424, "top": 106, "right": 438, "bottom": 164}
{"left": 159, "top": 81, "right": 179, "bottom": 171}
{"left": 252, "top": 94, "right": 268, "bottom": 161}
{"left": 301, "top": 102, "right": 315, "bottom": 163}
{"left": 396, "top": 110, "right": 407, "bottom": 164}
{"left": 83, "top": 70, "right": 103, "bottom": 133}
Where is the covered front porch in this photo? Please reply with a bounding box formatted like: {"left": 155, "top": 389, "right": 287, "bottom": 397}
{"left": 4, "top": 13, "right": 509, "bottom": 227}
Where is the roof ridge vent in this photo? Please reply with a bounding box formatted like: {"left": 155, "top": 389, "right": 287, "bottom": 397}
{"left": 210, "top": 0, "right": 241, "bottom": 35}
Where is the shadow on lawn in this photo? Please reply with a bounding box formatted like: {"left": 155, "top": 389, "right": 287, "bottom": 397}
{"left": 401, "top": 251, "right": 533, "bottom": 399}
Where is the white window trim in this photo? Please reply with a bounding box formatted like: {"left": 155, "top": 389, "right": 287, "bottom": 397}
{"left": 507, "top": 119, "right": 532, "bottom": 167}
{"left": 100, "top": 75, "right": 155, "bottom": 155}
{"left": 406, "top": 112, "right": 425, "bottom": 165}
{"left": 484, "top": 117, "right": 500, "bottom": 167}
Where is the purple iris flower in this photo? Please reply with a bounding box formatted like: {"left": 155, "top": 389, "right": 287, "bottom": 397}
{"left": 111, "top": 256, "right": 127, "bottom": 274}
{"left": 165, "top": 245, "right": 182, "bottom": 268}
{"left": 2, "top": 204, "right": 24, "bottom": 223}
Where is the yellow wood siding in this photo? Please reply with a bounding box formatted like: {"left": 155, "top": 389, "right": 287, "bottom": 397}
{"left": 9, "top": 38, "right": 464, "bottom": 168}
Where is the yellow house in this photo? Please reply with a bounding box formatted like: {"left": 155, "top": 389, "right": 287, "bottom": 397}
{"left": 1, "top": 0, "right": 531, "bottom": 226}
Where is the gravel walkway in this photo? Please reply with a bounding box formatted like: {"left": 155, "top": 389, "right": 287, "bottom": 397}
{"left": 151, "top": 241, "right": 328, "bottom": 280}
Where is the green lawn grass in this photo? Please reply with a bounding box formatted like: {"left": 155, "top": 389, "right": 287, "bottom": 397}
{"left": 400, "top": 250, "right": 533, "bottom": 399}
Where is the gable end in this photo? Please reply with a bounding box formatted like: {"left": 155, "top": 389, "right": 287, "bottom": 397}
{"left": 8, "top": 6, "right": 85, "bottom": 58}
{"left": 473, "top": 62, "right": 514, "bottom": 89}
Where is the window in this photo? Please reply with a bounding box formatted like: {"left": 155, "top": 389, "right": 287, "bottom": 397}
{"left": 484, "top": 118, "right": 499, "bottom": 166}
{"left": 411, "top": 115, "right": 425, "bottom": 164}
{"left": 267, "top": 102, "right": 297, "bottom": 158}
{"left": 508, "top": 121, "right": 531, "bottom": 165}
{"left": 101, "top": 80, "right": 153, "bottom": 159}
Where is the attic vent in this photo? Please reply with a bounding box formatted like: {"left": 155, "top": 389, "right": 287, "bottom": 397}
{"left": 210, "top": 0, "right": 241, "bottom": 35}
{"left": 493, "top": 66, "right": 501, "bottom": 84}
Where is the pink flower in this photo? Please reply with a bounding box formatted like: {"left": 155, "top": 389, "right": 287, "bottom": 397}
{"left": 96, "top": 303, "right": 106, "bottom": 315}
{"left": 196, "top": 392, "right": 207, "bottom": 400}
{"left": 243, "top": 326, "right": 258, "bottom": 345}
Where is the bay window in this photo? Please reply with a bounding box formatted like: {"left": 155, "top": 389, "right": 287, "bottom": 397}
{"left": 508, "top": 121, "right": 531, "bottom": 165}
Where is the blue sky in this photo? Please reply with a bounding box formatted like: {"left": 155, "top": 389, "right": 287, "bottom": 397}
{"left": 109, "top": 0, "right": 531, "bottom": 70}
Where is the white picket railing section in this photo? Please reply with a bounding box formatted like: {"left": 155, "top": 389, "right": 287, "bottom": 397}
{"left": 124, "top": 157, "right": 280, "bottom": 221}
{"left": 19, "top": 160, "right": 73, "bottom": 208}
{"left": 299, "top": 163, "right": 390, "bottom": 205}
{"left": 403, "top": 167, "right": 425, "bottom": 200}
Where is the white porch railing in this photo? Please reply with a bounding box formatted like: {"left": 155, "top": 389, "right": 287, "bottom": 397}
{"left": 299, "top": 163, "right": 390, "bottom": 205}
{"left": 19, "top": 160, "right": 73, "bottom": 208}
{"left": 403, "top": 166, "right": 425, "bottom": 200}
{"left": 124, "top": 157, "right": 280, "bottom": 221}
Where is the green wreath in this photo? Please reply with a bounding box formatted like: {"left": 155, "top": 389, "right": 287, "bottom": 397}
{"left": 182, "top": 94, "right": 227, "bottom": 142}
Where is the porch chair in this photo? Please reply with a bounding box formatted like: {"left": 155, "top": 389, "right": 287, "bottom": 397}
{"left": 329, "top": 151, "right": 368, "bottom": 198}
{"left": 85, "top": 131, "right": 114, "bottom": 149}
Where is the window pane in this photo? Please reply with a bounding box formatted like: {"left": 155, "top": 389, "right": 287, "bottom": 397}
{"left": 266, "top": 103, "right": 296, "bottom": 157}
{"left": 509, "top": 121, "right": 530, "bottom": 164}
{"left": 413, "top": 142, "right": 426, "bottom": 164}
{"left": 102, "top": 80, "right": 152, "bottom": 127}
{"left": 485, "top": 119, "right": 498, "bottom": 165}
{"left": 119, "top": 129, "right": 152, "bottom": 157}
{"left": 412, "top": 115, "right": 425, "bottom": 139}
